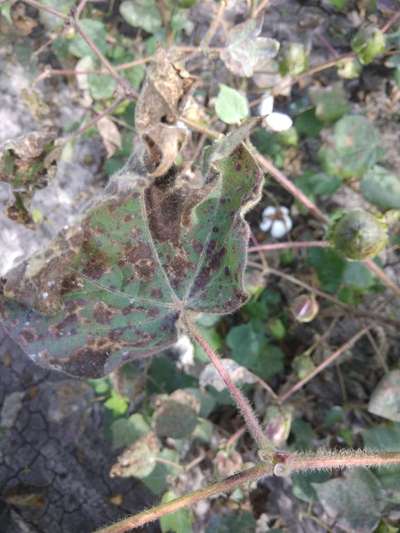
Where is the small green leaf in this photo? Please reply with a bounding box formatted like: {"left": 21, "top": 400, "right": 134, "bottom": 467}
{"left": 307, "top": 248, "right": 346, "bottom": 293}
{"left": 104, "top": 390, "right": 128, "bottom": 416}
{"left": 69, "top": 20, "right": 108, "bottom": 59}
{"left": 110, "top": 413, "right": 150, "bottom": 449}
{"left": 215, "top": 85, "right": 249, "bottom": 125}
{"left": 368, "top": 371, "right": 400, "bottom": 422}
{"left": 39, "top": 0, "right": 75, "bottom": 29}
{"left": 309, "top": 83, "right": 349, "bottom": 123}
{"left": 352, "top": 25, "right": 386, "bottom": 65}
{"left": 154, "top": 399, "right": 198, "bottom": 439}
{"left": 313, "top": 469, "right": 384, "bottom": 532}
{"left": 88, "top": 73, "right": 117, "bottom": 100}
{"left": 279, "top": 42, "right": 308, "bottom": 76}
{"left": 361, "top": 165, "right": 400, "bottom": 210}
{"left": 142, "top": 449, "right": 181, "bottom": 495}
{"left": 160, "top": 491, "right": 192, "bottom": 533}
{"left": 319, "top": 115, "right": 381, "bottom": 179}
{"left": 119, "top": 0, "right": 162, "bottom": 33}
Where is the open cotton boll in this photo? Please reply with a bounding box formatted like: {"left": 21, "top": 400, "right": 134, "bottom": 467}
{"left": 258, "top": 93, "right": 274, "bottom": 116}
{"left": 259, "top": 206, "right": 293, "bottom": 239}
{"left": 264, "top": 112, "right": 293, "bottom": 132}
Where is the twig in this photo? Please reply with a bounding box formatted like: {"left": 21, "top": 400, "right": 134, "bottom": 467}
{"left": 22, "top": 0, "right": 69, "bottom": 20}
{"left": 94, "top": 461, "right": 274, "bottom": 533}
{"left": 61, "top": 95, "right": 126, "bottom": 144}
{"left": 201, "top": 0, "right": 227, "bottom": 48}
{"left": 381, "top": 11, "right": 400, "bottom": 34}
{"left": 255, "top": 153, "right": 328, "bottom": 223}
{"left": 248, "top": 241, "right": 330, "bottom": 253}
{"left": 363, "top": 258, "right": 400, "bottom": 300}
{"left": 253, "top": 0, "right": 270, "bottom": 18}
{"left": 279, "top": 326, "right": 369, "bottom": 403}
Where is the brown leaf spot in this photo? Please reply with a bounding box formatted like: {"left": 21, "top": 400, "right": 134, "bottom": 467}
{"left": 93, "top": 302, "right": 113, "bottom": 325}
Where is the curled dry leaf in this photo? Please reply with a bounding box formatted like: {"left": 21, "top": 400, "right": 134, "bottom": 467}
{"left": 0, "top": 121, "right": 263, "bottom": 377}
{"left": 110, "top": 431, "right": 160, "bottom": 478}
{"left": 220, "top": 17, "right": 280, "bottom": 78}
{"left": 97, "top": 116, "right": 122, "bottom": 158}
{"left": 135, "top": 48, "right": 195, "bottom": 177}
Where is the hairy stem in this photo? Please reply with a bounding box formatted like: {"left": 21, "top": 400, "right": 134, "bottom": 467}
{"left": 94, "top": 462, "right": 274, "bottom": 533}
{"left": 274, "top": 449, "right": 400, "bottom": 476}
{"left": 248, "top": 240, "right": 330, "bottom": 253}
{"left": 185, "top": 317, "right": 272, "bottom": 452}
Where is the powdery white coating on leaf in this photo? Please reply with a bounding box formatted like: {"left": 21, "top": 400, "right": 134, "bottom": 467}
{"left": 221, "top": 17, "right": 280, "bottom": 78}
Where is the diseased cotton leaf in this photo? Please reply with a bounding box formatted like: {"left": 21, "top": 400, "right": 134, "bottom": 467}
{"left": 319, "top": 115, "right": 381, "bottom": 180}
{"left": 135, "top": 48, "right": 195, "bottom": 176}
{"left": 313, "top": 469, "right": 384, "bottom": 532}
{"left": 154, "top": 399, "right": 198, "bottom": 438}
{"left": 0, "top": 133, "right": 263, "bottom": 378}
{"left": 368, "top": 370, "right": 400, "bottom": 422}
{"left": 119, "top": 0, "right": 162, "bottom": 34}
{"left": 110, "top": 431, "right": 160, "bottom": 478}
{"left": 199, "top": 359, "right": 257, "bottom": 392}
{"left": 361, "top": 165, "right": 400, "bottom": 210}
{"left": 221, "top": 17, "right": 280, "bottom": 78}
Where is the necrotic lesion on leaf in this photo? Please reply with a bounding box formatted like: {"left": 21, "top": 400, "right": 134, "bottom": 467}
{"left": 0, "top": 54, "right": 264, "bottom": 379}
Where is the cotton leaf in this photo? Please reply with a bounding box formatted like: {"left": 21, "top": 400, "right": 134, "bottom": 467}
{"left": 0, "top": 132, "right": 263, "bottom": 378}
{"left": 97, "top": 117, "right": 122, "bottom": 158}
{"left": 221, "top": 17, "right": 280, "bottom": 78}
{"left": 215, "top": 85, "right": 249, "bottom": 125}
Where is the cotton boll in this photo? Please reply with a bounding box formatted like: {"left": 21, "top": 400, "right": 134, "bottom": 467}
{"left": 264, "top": 112, "right": 293, "bottom": 132}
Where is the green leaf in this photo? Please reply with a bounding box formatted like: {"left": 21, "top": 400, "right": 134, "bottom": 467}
{"left": 142, "top": 448, "right": 181, "bottom": 495}
{"left": 313, "top": 469, "right": 384, "bottom": 532}
{"left": 124, "top": 64, "right": 146, "bottom": 90}
{"left": 104, "top": 390, "right": 128, "bottom": 416}
{"left": 0, "top": 132, "right": 263, "bottom": 378}
{"left": 363, "top": 422, "right": 400, "bottom": 450}
{"left": 309, "top": 83, "right": 349, "bottom": 123}
{"left": 215, "top": 85, "right": 249, "bottom": 125}
{"left": 119, "top": 0, "right": 162, "bottom": 33}
{"left": 319, "top": 115, "right": 381, "bottom": 179}
{"left": 110, "top": 413, "right": 150, "bottom": 450}
{"left": 226, "top": 323, "right": 284, "bottom": 379}
{"left": 160, "top": 491, "right": 192, "bottom": 533}
{"left": 220, "top": 17, "right": 279, "bottom": 78}
{"left": 279, "top": 42, "right": 308, "bottom": 76}
{"left": 361, "top": 165, "right": 400, "bottom": 210}
{"left": 38, "top": 0, "right": 75, "bottom": 29}
{"left": 88, "top": 73, "right": 117, "bottom": 100}
{"left": 154, "top": 399, "right": 198, "bottom": 439}
{"left": 69, "top": 20, "right": 108, "bottom": 59}
{"left": 368, "top": 370, "right": 400, "bottom": 422}
{"left": 294, "top": 108, "right": 324, "bottom": 138}
{"left": 352, "top": 25, "right": 386, "bottom": 65}
{"left": 307, "top": 248, "right": 346, "bottom": 293}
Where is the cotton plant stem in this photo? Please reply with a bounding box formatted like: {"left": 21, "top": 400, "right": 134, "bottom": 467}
{"left": 248, "top": 240, "right": 330, "bottom": 253}
{"left": 185, "top": 318, "right": 271, "bottom": 452}
{"left": 254, "top": 153, "right": 328, "bottom": 223}
{"left": 274, "top": 449, "right": 400, "bottom": 476}
{"left": 279, "top": 326, "right": 369, "bottom": 403}
{"left": 94, "top": 462, "right": 274, "bottom": 533}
